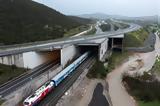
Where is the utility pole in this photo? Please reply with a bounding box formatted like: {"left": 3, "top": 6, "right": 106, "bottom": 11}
{"left": 48, "top": 70, "right": 49, "bottom": 81}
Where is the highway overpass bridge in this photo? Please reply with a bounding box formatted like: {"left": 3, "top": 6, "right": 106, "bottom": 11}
{"left": 0, "top": 23, "right": 141, "bottom": 69}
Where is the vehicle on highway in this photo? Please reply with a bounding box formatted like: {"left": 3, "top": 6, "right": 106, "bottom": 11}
{"left": 23, "top": 52, "right": 90, "bottom": 106}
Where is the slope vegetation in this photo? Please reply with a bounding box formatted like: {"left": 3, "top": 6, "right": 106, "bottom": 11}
{"left": 0, "top": 0, "right": 91, "bottom": 45}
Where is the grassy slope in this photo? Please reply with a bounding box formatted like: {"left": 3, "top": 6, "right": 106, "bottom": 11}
{"left": 0, "top": 0, "right": 91, "bottom": 45}
{"left": 123, "top": 28, "right": 149, "bottom": 47}
{"left": 87, "top": 60, "right": 107, "bottom": 79}
{"left": 0, "top": 64, "right": 26, "bottom": 85}
{"left": 108, "top": 51, "right": 130, "bottom": 71}
{"left": 68, "top": 16, "right": 93, "bottom": 25}
{"left": 99, "top": 24, "right": 111, "bottom": 32}
{"left": 87, "top": 51, "right": 130, "bottom": 79}
{"left": 0, "top": 99, "right": 4, "bottom": 105}
{"left": 64, "top": 25, "right": 89, "bottom": 37}
{"left": 152, "top": 57, "right": 160, "bottom": 75}
{"left": 85, "top": 26, "right": 97, "bottom": 35}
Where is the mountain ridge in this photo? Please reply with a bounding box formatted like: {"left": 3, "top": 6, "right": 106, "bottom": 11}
{"left": 78, "top": 13, "right": 158, "bottom": 22}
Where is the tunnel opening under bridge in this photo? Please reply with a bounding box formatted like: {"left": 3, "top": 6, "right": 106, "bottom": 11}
{"left": 23, "top": 50, "right": 60, "bottom": 69}
{"left": 108, "top": 36, "right": 124, "bottom": 52}
{"left": 77, "top": 45, "right": 99, "bottom": 59}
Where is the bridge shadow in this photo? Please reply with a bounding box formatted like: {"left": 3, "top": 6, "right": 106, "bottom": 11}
{"left": 88, "top": 83, "right": 109, "bottom": 106}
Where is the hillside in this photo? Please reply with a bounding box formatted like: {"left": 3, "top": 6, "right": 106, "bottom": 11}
{"left": 78, "top": 13, "right": 129, "bottom": 20}
{"left": 123, "top": 15, "right": 159, "bottom": 26}
{"left": 158, "top": 16, "right": 160, "bottom": 25}
{"left": 0, "top": 0, "right": 91, "bottom": 45}
{"left": 79, "top": 13, "right": 158, "bottom": 26}
{"left": 79, "top": 13, "right": 110, "bottom": 19}
{"left": 69, "top": 16, "right": 94, "bottom": 24}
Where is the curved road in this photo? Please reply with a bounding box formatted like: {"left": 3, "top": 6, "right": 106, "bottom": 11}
{"left": 0, "top": 22, "right": 141, "bottom": 56}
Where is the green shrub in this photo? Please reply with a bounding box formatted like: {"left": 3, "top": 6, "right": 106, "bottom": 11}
{"left": 108, "top": 51, "right": 129, "bottom": 71}
{"left": 123, "top": 76, "right": 160, "bottom": 102}
{"left": 87, "top": 60, "right": 108, "bottom": 79}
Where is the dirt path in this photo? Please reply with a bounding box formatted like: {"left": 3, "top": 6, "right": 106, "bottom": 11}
{"left": 107, "top": 34, "right": 160, "bottom": 106}
{"left": 155, "top": 34, "right": 160, "bottom": 56}
{"left": 107, "top": 58, "right": 138, "bottom": 106}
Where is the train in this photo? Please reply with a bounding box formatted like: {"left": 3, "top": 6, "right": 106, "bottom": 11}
{"left": 23, "top": 52, "right": 90, "bottom": 106}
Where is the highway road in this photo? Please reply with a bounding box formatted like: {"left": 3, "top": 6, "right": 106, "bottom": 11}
{"left": 0, "top": 23, "right": 141, "bottom": 56}
{"left": 0, "top": 60, "right": 60, "bottom": 97}
{"left": 38, "top": 56, "right": 96, "bottom": 106}
{"left": 95, "top": 21, "right": 104, "bottom": 34}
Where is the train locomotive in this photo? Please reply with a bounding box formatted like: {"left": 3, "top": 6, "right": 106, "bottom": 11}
{"left": 23, "top": 52, "right": 90, "bottom": 106}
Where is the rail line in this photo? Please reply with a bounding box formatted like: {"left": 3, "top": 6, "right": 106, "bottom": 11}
{"left": 0, "top": 60, "right": 60, "bottom": 97}
{"left": 38, "top": 56, "right": 96, "bottom": 106}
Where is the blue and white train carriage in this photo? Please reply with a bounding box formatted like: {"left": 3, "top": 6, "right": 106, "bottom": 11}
{"left": 52, "top": 52, "right": 89, "bottom": 86}
{"left": 23, "top": 52, "right": 90, "bottom": 106}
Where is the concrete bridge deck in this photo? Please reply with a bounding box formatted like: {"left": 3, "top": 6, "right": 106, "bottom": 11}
{"left": 0, "top": 23, "right": 141, "bottom": 56}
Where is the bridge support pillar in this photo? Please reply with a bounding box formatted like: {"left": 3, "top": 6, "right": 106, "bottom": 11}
{"left": 0, "top": 54, "right": 24, "bottom": 67}
{"left": 61, "top": 45, "right": 79, "bottom": 68}
{"left": 99, "top": 38, "right": 108, "bottom": 62}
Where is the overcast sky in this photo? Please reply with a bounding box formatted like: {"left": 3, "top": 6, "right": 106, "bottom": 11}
{"left": 33, "top": 0, "right": 159, "bottom": 17}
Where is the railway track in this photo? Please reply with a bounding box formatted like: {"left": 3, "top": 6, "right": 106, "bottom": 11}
{"left": 0, "top": 60, "right": 59, "bottom": 97}
{"left": 38, "top": 56, "right": 96, "bottom": 106}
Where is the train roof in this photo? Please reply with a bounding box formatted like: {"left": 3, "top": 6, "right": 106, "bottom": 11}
{"left": 51, "top": 64, "right": 74, "bottom": 82}
{"left": 52, "top": 52, "right": 89, "bottom": 82}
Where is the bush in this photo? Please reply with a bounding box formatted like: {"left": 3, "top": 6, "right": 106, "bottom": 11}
{"left": 123, "top": 76, "right": 160, "bottom": 102}
{"left": 87, "top": 60, "right": 108, "bottom": 79}
{"left": 108, "top": 51, "right": 129, "bottom": 71}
